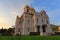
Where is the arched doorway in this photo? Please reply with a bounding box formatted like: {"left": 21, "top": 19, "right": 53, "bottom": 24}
{"left": 36, "top": 25, "right": 40, "bottom": 32}
{"left": 42, "top": 24, "right": 47, "bottom": 32}
{"left": 30, "top": 26, "right": 40, "bottom": 35}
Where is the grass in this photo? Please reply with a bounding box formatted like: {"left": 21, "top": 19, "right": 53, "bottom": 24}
{"left": 0, "top": 36, "right": 60, "bottom": 40}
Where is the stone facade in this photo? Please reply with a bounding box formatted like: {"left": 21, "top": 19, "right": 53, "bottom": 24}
{"left": 15, "top": 5, "right": 52, "bottom": 36}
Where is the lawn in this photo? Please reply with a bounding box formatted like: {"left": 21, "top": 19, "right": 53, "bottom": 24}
{"left": 0, "top": 36, "right": 60, "bottom": 40}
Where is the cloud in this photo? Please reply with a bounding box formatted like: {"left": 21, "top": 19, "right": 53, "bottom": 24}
{"left": 0, "top": 16, "right": 10, "bottom": 24}
{"left": 0, "top": 0, "right": 34, "bottom": 29}
{"left": 0, "top": 23, "right": 10, "bottom": 29}
{"left": 47, "top": 9, "right": 60, "bottom": 25}
{"left": 0, "top": 16, "right": 11, "bottom": 29}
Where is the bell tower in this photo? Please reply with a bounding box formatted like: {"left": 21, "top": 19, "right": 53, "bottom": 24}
{"left": 24, "top": 5, "right": 30, "bottom": 13}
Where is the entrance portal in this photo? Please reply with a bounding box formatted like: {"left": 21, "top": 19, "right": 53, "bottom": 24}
{"left": 37, "top": 26, "right": 40, "bottom": 32}
{"left": 42, "top": 24, "right": 47, "bottom": 32}
{"left": 30, "top": 25, "right": 40, "bottom": 35}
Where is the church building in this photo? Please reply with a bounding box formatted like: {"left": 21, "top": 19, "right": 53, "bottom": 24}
{"left": 15, "top": 5, "right": 52, "bottom": 36}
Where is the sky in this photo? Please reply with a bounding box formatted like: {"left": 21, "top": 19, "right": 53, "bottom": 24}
{"left": 0, "top": 0, "right": 60, "bottom": 29}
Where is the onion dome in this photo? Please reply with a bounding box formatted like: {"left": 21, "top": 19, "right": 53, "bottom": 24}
{"left": 24, "top": 5, "right": 30, "bottom": 9}
{"left": 40, "top": 10, "right": 46, "bottom": 14}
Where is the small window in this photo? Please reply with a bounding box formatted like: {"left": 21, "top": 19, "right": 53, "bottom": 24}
{"left": 42, "top": 19, "right": 44, "bottom": 23}
{"left": 46, "top": 20, "right": 48, "bottom": 24}
{"left": 33, "top": 27, "right": 34, "bottom": 31}
{"left": 28, "top": 27, "right": 29, "bottom": 32}
{"left": 41, "top": 14, "right": 42, "bottom": 16}
{"left": 37, "top": 18, "right": 38, "bottom": 23}
{"left": 28, "top": 19, "right": 30, "bottom": 24}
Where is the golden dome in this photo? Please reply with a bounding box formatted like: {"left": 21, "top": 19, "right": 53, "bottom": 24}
{"left": 40, "top": 10, "right": 46, "bottom": 14}
{"left": 24, "top": 5, "right": 30, "bottom": 9}
{"left": 41, "top": 10, "right": 45, "bottom": 12}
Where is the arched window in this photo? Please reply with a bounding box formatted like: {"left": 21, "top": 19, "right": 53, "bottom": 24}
{"left": 46, "top": 20, "right": 48, "bottom": 24}
{"left": 41, "top": 13, "right": 42, "bottom": 16}
{"left": 28, "top": 19, "right": 30, "bottom": 24}
{"left": 37, "top": 26, "right": 40, "bottom": 32}
{"left": 18, "top": 27, "right": 20, "bottom": 32}
{"left": 36, "top": 18, "right": 38, "bottom": 23}
{"left": 42, "top": 19, "right": 44, "bottom": 23}
{"left": 33, "top": 27, "right": 34, "bottom": 31}
{"left": 27, "top": 9, "right": 29, "bottom": 12}
{"left": 28, "top": 27, "right": 29, "bottom": 32}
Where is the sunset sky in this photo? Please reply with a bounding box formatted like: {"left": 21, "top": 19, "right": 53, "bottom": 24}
{"left": 0, "top": 0, "right": 60, "bottom": 29}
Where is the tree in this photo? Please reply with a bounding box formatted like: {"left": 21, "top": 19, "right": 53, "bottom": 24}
{"left": 0, "top": 27, "right": 15, "bottom": 36}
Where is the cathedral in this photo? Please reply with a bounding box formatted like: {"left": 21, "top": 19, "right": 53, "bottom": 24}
{"left": 15, "top": 5, "right": 52, "bottom": 36}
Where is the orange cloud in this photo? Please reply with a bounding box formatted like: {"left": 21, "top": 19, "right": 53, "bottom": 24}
{"left": 0, "top": 16, "right": 11, "bottom": 29}
{"left": 0, "top": 23, "right": 10, "bottom": 29}
{"left": 0, "top": 0, "right": 34, "bottom": 29}
{"left": 0, "top": 16, "right": 10, "bottom": 23}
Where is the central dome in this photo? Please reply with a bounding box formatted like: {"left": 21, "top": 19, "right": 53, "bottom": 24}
{"left": 24, "top": 5, "right": 30, "bottom": 9}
